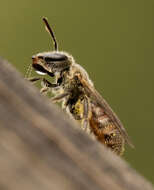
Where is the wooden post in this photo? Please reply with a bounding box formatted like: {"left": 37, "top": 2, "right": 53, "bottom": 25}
{"left": 0, "top": 57, "right": 153, "bottom": 190}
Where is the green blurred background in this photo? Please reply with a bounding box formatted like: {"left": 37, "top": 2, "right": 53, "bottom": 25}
{"left": 0, "top": 0, "right": 154, "bottom": 184}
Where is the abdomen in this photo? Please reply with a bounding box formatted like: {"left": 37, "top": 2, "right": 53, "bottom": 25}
{"left": 89, "top": 103, "right": 125, "bottom": 155}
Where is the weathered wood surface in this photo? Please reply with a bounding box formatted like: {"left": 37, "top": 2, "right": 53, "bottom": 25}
{"left": 0, "top": 57, "right": 153, "bottom": 190}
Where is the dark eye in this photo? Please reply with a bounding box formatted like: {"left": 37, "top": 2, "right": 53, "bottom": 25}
{"left": 45, "top": 54, "right": 68, "bottom": 62}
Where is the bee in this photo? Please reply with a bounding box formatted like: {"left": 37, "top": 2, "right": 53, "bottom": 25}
{"left": 29, "top": 17, "right": 134, "bottom": 155}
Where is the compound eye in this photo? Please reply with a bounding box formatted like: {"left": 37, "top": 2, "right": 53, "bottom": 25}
{"left": 44, "top": 53, "right": 68, "bottom": 62}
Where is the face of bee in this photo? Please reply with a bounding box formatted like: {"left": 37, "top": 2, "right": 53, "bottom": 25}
{"left": 31, "top": 18, "right": 75, "bottom": 78}
{"left": 32, "top": 51, "right": 72, "bottom": 76}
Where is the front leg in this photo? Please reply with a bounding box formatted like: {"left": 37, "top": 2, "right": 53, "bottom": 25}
{"left": 40, "top": 78, "right": 59, "bottom": 94}
{"left": 28, "top": 77, "right": 59, "bottom": 87}
{"left": 28, "top": 77, "right": 59, "bottom": 95}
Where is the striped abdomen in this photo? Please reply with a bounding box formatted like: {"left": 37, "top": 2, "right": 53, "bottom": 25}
{"left": 89, "top": 103, "right": 125, "bottom": 155}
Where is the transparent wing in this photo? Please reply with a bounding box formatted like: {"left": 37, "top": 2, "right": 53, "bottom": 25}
{"left": 80, "top": 77, "right": 134, "bottom": 148}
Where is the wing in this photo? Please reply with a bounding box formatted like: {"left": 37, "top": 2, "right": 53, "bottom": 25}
{"left": 80, "top": 77, "right": 134, "bottom": 148}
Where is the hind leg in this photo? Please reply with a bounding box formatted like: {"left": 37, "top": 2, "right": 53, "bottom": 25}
{"left": 82, "top": 97, "right": 92, "bottom": 133}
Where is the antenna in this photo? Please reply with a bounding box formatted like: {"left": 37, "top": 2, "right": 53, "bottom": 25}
{"left": 42, "top": 17, "right": 58, "bottom": 51}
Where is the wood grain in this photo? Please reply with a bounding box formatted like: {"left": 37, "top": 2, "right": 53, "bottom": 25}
{"left": 0, "top": 57, "right": 153, "bottom": 190}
